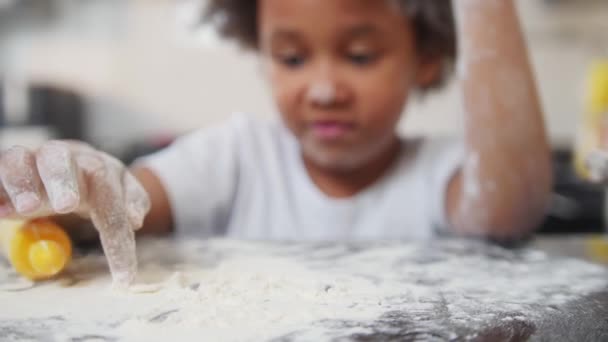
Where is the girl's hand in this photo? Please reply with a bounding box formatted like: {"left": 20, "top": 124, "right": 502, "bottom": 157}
{"left": 0, "top": 141, "right": 150, "bottom": 286}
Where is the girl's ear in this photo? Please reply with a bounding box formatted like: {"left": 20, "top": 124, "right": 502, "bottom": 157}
{"left": 415, "top": 58, "right": 443, "bottom": 88}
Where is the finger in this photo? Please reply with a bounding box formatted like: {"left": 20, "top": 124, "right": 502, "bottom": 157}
{"left": 0, "top": 183, "right": 15, "bottom": 217}
{"left": 123, "top": 171, "right": 151, "bottom": 230}
{"left": 0, "top": 146, "right": 44, "bottom": 215}
{"left": 86, "top": 162, "right": 137, "bottom": 287}
{"left": 36, "top": 141, "right": 81, "bottom": 214}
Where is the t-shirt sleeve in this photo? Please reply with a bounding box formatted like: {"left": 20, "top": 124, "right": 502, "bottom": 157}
{"left": 135, "top": 116, "right": 245, "bottom": 236}
{"left": 423, "top": 138, "right": 465, "bottom": 234}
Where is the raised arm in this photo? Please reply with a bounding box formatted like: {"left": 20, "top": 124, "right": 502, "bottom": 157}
{"left": 447, "top": 0, "right": 552, "bottom": 239}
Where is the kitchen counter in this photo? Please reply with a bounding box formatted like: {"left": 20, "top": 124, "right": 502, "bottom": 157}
{"left": 1, "top": 236, "right": 607, "bottom": 341}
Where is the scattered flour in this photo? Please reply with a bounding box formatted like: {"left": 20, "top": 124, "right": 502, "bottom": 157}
{"left": 1, "top": 238, "right": 607, "bottom": 341}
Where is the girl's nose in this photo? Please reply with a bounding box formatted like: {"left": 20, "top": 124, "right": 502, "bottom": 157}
{"left": 305, "top": 62, "right": 351, "bottom": 108}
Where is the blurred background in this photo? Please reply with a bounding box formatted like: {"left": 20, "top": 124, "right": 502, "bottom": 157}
{"left": 1, "top": 0, "right": 607, "bottom": 234}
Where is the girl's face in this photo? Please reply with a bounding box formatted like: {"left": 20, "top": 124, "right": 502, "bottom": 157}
{"left": 259, "top": 0, "right": 438, "bottom": 172}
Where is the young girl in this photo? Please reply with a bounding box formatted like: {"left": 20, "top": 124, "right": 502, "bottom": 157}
{"left": 0, "top": 0, "right": 552, "bottom": 285}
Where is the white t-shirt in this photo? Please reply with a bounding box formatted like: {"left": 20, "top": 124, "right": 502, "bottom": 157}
{"left": 141, "top": 114, "right": 463, "bottom": 241}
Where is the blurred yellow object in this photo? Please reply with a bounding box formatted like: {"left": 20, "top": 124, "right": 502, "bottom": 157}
{"left": 0, "top": 219, "right": 72, "bottom": 280}
{"left": 586, "top": 236, "right": 608, "bottom": 264}
{"left": 588, "top": 62, "right": 608, "bottom": 116}
{"left": 575, "top": 60, "right": 608, "bottom": 180}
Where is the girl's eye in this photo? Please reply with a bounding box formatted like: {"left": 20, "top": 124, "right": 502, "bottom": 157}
{"left": 348, "top": 53, "right": 376, "bottom": 66}
{"left": 279, "top": 54, "right": 306, "bottom": 68}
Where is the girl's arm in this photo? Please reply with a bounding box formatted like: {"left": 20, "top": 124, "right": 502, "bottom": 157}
{"left": 130, "top": 167, "right": 174, "bottom": 235}
{"left": 446, "top": 0, "right": 552, "bottom": 239}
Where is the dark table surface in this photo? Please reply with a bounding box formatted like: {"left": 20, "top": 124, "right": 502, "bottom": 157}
{"left": 1, "top": 236, "right": 607, "bottom": 342}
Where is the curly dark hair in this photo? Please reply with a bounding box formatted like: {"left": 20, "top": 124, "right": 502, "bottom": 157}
{"left": 204, "top": 0, "right": 456, "bottom": 89}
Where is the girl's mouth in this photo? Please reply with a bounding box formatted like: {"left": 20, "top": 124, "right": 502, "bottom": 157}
{"left": 309, "top": 121, "right": 356, "bottom": 140}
